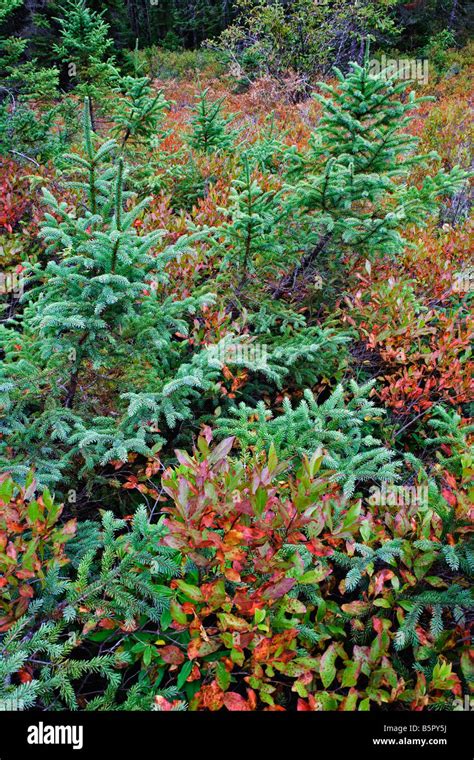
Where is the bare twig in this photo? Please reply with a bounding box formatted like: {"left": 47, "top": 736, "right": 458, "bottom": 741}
{"left": 9, "top": 149, "right": 40, "bottom": 167}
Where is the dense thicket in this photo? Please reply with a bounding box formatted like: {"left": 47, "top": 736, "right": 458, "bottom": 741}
{"left": 2, "top": 0, "right": 472, "bottom": 60}
{"left": 0, "top": 0, "right": 472, "bottom": 714}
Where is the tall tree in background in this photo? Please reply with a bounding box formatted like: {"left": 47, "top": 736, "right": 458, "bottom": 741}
{"left": 395, "top": 0, "right": 472, "bottom": 48}
{"left": 2, "top": 0, "right": 469, "bottom": 67}
{"left": 53, "top": 0, "right": 118, "bottom": 124}
{"left": 209, "top": 0, "right": 401, "bottom": 83}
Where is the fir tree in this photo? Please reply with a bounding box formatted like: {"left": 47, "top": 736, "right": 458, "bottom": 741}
{"left": 203, "top": 324, "right": 350, "bottom": 396}
{"left": 424, "top": 405, "right": 474, "bottom": 473}
{"left": 0, "top": 603, "right": 125, "bottom": 710}
{"left": 0, "top": 503, "right": 183, "bottom": 710}
{"left": 217, "top": 379, "right": 400, "bottom": 497}
{"left": 394, "top": 586, "right": 473, "bottom": 650}
{"left": 333, "top": 540, "right": 404, "bottom": 592}
{"left": 276, "top": 56, "right": 470, "bottom": 291}
{"left": 211, "top": 159, "right": 287, "bottom": 287}
{"left": 0, "top": 35, "right": 58, "bottom": 102}
{"left": 59, "top": 507, "right": 181, "bottom": 629}
{"left": 53, "top": 0, "right": 118, "bottom": 125}
{"left": 188, "top": 88, "right": 238, "bottom": 153}
{"left": 242, "top": 114, "right": 296, "bottom": 173}
{"left": 112, "top": 74, "right": 170, "bottom": 150}
{"left": 0, "top": 31, "right": 61, "bottom": 158}
{"left": 0, "top": 100, "right": 216, "bottom": 487}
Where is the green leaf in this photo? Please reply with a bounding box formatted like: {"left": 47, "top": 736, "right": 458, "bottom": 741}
{"left": 267, "top": 442, "right": 278, "bottom": 472}
{"left": 341, "top": 661, "right": 360, "bottom": 688}
{"left": 308, "top": 449, "right": 323, "bottom": 478}
{"left": 160, "top": 607, "right": 172, "bottom": 631}
{"left": 413, "top": 551, "right": 436, "bottom": 580}
{"left": 373, "top": 598, "right": 391, "bottom": 608}
{"left": 299, "top": 566, "right": 331, "bottom": 584}
{"left": 175, "top": 580, "right": 203, "bottom": 602}
{"left": 46, "top": 499, "right": 61, "bottom": 527}
{"left": 342, "top": 690, "right": 358, "bottom": 710}
{"left": 0, "top": 478, "right": 14, "bottom": 504}
{"left": 320, "top": 643, "right": 338, "bottom": 688}
{"left": 216, "top": 662, "right": 231, "bottom": 691}
{"left": 177, "top": 660, "right": 193, "bottom": 690}
{"left": 42, "top": 487, "right": 53, "bottom": 510}
{"left": 27, "top": 500, "right": 42, "bottom": 523}
{"left": 293, "top": 679, "right": 309, "bottom": 698}
{"left": 254, "top": 608, "right": 266, "bottom": 624}
{"left": 21, "top": 540, "right": 37, "bottom": 572}
{"left": 342, "top": 501, "right": 361, "bottom": 532}
{"left": 316, "top": 598, "right": 327, "bottom": 622}
{"left": 254, "top": 486, "right": 267, "bottom": 516}
{"left": 170, "top": 599, "right": 188, "bottom": 624}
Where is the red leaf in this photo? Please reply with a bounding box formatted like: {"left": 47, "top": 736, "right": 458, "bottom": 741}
{"left": 223, "top": 692, "right": 251, "bottom": 711}
{"left": 160, "top": 645, "right": 185, "bottom": 665}
{"left": 18, "top": 668, "right": 33, "bottom": 684}
{"left": 261, "top": 577, "right": 296, "bottom": 601}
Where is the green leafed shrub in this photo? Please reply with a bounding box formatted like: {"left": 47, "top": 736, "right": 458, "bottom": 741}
{"left": 0, "top": 473, "right": 76, "bottom": 632}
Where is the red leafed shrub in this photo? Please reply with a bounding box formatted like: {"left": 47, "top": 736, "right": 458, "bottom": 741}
{"left": 138, "top": 431, "right": 473, "bottom": 711}
{"left": 0, "top": 474, "right": 76, "bottom": 631}
{"left": 159, "top": 433, "right": 340, "bottom": 710}
{"left": 344, "top": 225, "right": 474, "bottom": 413}
{"left": 0, "top": 161, "right": 30, "bottom": 233}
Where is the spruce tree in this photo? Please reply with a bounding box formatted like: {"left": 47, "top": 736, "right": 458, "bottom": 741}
{"left": 0, "top": 608, "right": 124, "bottom": 710}
{"left": 0, "top": 26, "right": 60, "bottom": 158}
{"left": 53, "top": 0, "right": 118, "bottom": 125}
{"left": 211, "top": 159, "right": 287, "bottom": 287}
{"left": 276, "top": 57, "right": 469, "bottom": 291}
{"left": 188, "top": 88, "right": 238, "bottom": 153}
{"left": 0, "top": 100, "right": 216, "bottom": 488}
{"left": 242, "top": 114, "right": 295, "bottom": 173}
{"left": 217, "top": 379, "right": 400, "bottom": 498}
{"left": 112, "top": 74, "right": 170, "bottom": 151}
{"left": 0, "top": 36, "right": 58, "bottom": 102}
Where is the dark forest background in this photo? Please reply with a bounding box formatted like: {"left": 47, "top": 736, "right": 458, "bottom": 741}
{"left": 4, "top": 0, "right": 474, "bottom": 58}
